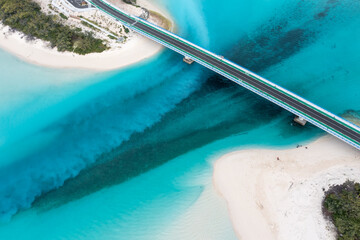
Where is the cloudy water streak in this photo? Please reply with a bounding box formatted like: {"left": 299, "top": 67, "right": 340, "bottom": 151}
{"left": 0, "top": 0, "right": 360, "bottom": 239}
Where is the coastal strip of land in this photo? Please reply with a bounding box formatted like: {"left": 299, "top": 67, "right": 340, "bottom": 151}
{"left": 213, "top": 135, "right": 360, "bottom": 240}
{"left": 0, "top": 0, "right": 173, "bottom": 70}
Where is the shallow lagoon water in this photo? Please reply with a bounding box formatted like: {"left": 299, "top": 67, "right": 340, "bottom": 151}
{"left": 0, "top": 0, "right": 360, "bottom": 239}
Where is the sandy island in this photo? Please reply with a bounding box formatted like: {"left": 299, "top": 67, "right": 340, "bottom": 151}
{"left": 0, "top": 0, "right": 174, "bottom": 71}
{"left": 213, "top": 135, "right": 360, "bottom": 240}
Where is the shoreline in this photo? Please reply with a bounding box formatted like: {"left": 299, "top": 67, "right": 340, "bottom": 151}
{"left": 213, "top": 135, "right": 360, "bottom": 240}
{"left": 0, "top": 0, "right": 174, "bottom": 71}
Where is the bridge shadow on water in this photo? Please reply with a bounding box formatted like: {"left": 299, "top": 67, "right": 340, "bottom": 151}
{"left": 33, "top": 0, "right": 343, "bottom": 212}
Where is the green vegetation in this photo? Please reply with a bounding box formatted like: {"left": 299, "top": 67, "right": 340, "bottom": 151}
{"left": 80, "top": 16, "right": 119, "bottom": 37}
{"left": 123, "top": 0, "right": 136, "bottom": 5}
{"left": 0, "top": 0, "right": 108, "bottom": 54}
{"left": 59, "top": 12, "right": 68, "bottom": 20}
{"left": 323, "top": 181, "right": 360, "bottom": 240}
{"left": 124, "top": 26, "right": 130, "bottom": 34}
{"left": 81, "top": 20, "right": 98, "bottom": 31}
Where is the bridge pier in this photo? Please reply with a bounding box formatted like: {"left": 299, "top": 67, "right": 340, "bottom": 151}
{"left": 89, "top": 0, "right": 360, "bottom": 150}
{"left": 183, "top": 56, "right": 194, "bottom": 64}
{"left": 294, "top": 116, "right": 307, "bottom": 126}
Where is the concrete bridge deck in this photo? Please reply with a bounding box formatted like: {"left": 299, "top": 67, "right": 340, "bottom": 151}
{"left": 88, "top": 0, "right": 360, "bottom": 150}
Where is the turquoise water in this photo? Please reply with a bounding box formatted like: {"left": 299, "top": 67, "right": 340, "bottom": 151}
{"left": 0, "top": 0, "right": 360, "bottom": 239}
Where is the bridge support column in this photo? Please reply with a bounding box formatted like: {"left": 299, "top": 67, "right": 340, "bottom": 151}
{"left": 294, "top": 116, "right": 307, "bottom": 126}
{"left": 183, "top": 56, "right": 194, "bottom": 64}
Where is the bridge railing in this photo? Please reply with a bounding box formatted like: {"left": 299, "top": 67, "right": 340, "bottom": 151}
{"left": 89, "top": 0, "right": 360, "bottom": 149}
{"left": 132, "top": 15, "right": 360, "bottom": 136}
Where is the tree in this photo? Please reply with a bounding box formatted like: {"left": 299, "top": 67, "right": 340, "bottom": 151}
{"left": 323, "top": 181, "right": 360, "bottom": 240}
{"left": 0, "top": 0, "right": 107, "bottom": 54}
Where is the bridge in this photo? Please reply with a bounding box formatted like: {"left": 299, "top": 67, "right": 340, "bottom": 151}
{"left": 88, "top": 0, "right": 360, "bottom": 150}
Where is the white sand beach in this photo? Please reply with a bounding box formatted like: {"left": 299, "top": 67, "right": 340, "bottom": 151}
{"left": 0, "top": 0, "right": 173, "bottom": 71}
{"left": 213, "top": 136, "right": 360, "bottom": 240}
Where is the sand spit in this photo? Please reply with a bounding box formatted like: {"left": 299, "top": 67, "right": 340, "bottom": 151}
{"left": 213, "top": 135, "right": 360, "bottom": 240}
{"left": 0, "top": 0, "right": 173, "bottom": 71}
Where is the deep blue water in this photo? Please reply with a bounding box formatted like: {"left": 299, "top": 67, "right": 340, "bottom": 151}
{"left": 0, "top": 0, "right": 360, "bottom": 239}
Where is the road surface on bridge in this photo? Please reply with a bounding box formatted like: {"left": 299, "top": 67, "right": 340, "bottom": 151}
{"left": 89, "top": 0, "right": 360, "bottom": 150}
